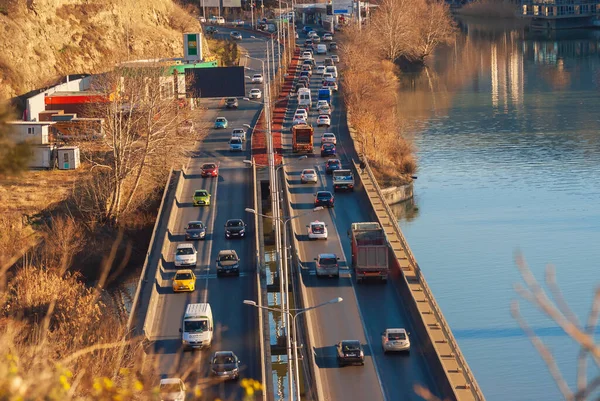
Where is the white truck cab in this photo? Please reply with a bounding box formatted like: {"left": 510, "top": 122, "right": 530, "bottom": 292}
{"left": 180, "top": 303, "right": 213, "bottom": 350}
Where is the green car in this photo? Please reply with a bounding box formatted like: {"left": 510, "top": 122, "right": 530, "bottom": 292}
{"left": 193, "top": 189, "right": 211, "bottom": 206}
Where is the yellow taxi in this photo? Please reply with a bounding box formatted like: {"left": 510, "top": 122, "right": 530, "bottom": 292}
{"left": 172, "top": 269, "right": 196, "bottom": 292}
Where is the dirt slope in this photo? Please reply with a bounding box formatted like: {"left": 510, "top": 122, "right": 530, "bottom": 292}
{"left": 0, "top": 0, "right": 202, "bottom": 100}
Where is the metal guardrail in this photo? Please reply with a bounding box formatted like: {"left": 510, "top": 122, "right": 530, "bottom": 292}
{"left": 126, "top": 166, "right": 174, "bottom": 334}
{"left": 360, "top": 159, "right": 485, "bottom": 401}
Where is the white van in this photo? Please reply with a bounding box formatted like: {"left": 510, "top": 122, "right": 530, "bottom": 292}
{"left": 316, "top": 44, "right": 327, "bottom": 55}
{"left": 297, "top": 88, "right": 311, "bottom": 110}
{"left": 180, "top": 303, "right": 213, "bottom": 350}
{"left": 325, "top": 65, "right": 338, "bottom": 79}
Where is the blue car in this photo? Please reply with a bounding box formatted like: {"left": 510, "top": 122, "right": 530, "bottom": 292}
{"left": 215, "top": 117, "right": 228, "bottom": 129}
{"left": 321, "top": 143, "right": 336, "bottom": 157}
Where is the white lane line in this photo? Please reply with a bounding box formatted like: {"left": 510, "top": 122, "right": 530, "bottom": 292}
{"left": 201, "top": 172, "right": 219, "bottom": 305}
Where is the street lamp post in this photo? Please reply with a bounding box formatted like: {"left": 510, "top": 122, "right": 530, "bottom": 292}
{"left": 244, "top": 297, "right": 344, "bottom": 401}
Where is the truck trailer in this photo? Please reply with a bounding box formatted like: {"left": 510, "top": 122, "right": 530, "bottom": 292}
{"left": 348, "top": 222, "right": 389, "bottom": 283}
{"left": 292, "top": 124, "right": 314, "bottom": 153}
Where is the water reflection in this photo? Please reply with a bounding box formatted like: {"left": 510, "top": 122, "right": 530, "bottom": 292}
{"left": 397, "top": 17, "right": 600, "bottom": 401}
{"left": 390, "top": 197, "right": 420, "bottom": 223}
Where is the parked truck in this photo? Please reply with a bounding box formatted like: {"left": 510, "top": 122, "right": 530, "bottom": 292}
{"left": 332, "top": 169, "right": 354, "bottom": 192}
{"left": 292, "top": 124, "right": 314, "bottom": 153}
{"left": 348, "top": 222, "right": 389, "bottom": 283}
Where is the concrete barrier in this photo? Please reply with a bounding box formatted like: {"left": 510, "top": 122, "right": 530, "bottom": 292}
{"left": 380, "top": 183, "right": 413, "bottom": 205}
{"left": 126, "top": 167, "right": 174, "bottom": 335}
{"left": 351, "top": 157, "right": 485, "bottom": 401}
{"left": 142, "top": 168, "right": 185, "bottom": 340}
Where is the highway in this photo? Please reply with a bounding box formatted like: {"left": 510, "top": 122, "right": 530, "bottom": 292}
{"left": 146, "top": 30, "right": 272, "bottom": 399}
{"left": 282, "top": 27, "right": 442, "bottom": 400}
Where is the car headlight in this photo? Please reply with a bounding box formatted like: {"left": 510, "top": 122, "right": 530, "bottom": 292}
{"left": 239, "top": 229, "right": 245, "bottom": 234}
{"left": 226, "top": 230, "right": 231, "bottom": 234}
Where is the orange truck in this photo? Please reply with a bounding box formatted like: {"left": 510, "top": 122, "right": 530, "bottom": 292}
{"left": 348, "top": 222, "right": 389, "bottom": 283}
{"left": 292, "top": 124, "right": 314, "bottom": 153}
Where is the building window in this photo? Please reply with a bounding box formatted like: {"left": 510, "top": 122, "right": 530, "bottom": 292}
{"left": 27, "top": 127, "right": 34, "bottom": 135}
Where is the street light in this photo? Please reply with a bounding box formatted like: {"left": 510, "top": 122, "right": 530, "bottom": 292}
{"left": 243, "top": 297, "right": 343, "bottom": 401}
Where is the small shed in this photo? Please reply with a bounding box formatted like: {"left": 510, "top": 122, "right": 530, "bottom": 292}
{"left": 28, "top": 145, "right": 53, "bottom": 169}
{"left": 57, "top": 146, "right": 80, "bottom": 170}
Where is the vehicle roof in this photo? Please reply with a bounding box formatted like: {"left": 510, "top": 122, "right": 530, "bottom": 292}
{"left": 327, "top": 158, "right": 340, "bottom": 163}
{"left": 250, "top": 88, "right": 261, "bottom": 92}
{"left": 202, "top": 163, "right": 216, "bottom": 167}
{"left": 226, "top": 218, "right": 244, "bottom": 224}
{"left": 323, "top": 132, "right": 335, "bottom": 136}
{"left": 318, "top": 253, "right": 337, "bottom": 258}
{"left": 188, "top": 220, "right": 204, "bottom": 225}
{"left": 175, "top": 269, "right": 194, "bottom": 275}
{"left": 213, "top": 350, "right": 236, "bottom": 357}
{"left": 310, "top": 220, "right": 325, "bottom": 225}
{"left": 316, "top": 191, "right": 333, "bottom": 195}
{"left": 232, "top": 128, "right": 245, "bottom": 132}
{"left": 340, "top": 339, "right": 361, "bottom": 345}
{"left": 177, "top": 243, "right": 195, "bottom": 249}
{"left": 385, "top": 328, "right": 408, "bottom": 333}
{"left": 318, "top": 115, "right": 330, "bottom": 118}
{"left": 302, "top": 168, "right": 316, "bottom": 173}
{"left": 160, "top": 378, "right": 183, "bottom": 385}
{"left": 216, "top": 117, "right": 227, "bottom": 120}
{"left": 218, "top": 249, "right": 238, "bottom": 255}
{"left": 194, "top": 189, "right": 209, "bottom": 193}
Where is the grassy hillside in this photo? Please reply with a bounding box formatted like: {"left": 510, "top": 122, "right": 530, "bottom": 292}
{"left": 0, "top": 0, "right": 203, "bottom": 100}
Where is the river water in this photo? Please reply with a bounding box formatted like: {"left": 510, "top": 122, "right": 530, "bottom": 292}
{"left": 394, "top": 18, "right": 600, "bottom": 401}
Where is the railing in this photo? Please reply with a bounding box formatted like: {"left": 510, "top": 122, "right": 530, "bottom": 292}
{"left": 360, "top": 158, "right": 485, "bottom": 401}
{"left": 126, "top": 166, "right": 174, "bottom": 334}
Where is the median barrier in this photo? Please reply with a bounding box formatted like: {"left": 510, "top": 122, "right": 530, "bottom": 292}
{"left": 127, "top": 167, "right": 175, "bottom": 335}
{"left": 351, "top": 156, "right": 485, "bottom": 401}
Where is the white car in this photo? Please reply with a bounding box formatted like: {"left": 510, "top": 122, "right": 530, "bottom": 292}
{"left": 231, "top": 128, "right": 246, "bottom": 141}
{"left": 252, "top": 74, "right": 264, "bottom": 83}
{"left": 293, "top": 117, "right": 307, "bottom": 126}
{"left": 174, "top": 243, "right": 197, "bottom": 267}
{"left": 318, "top": 104, "right": 332, "bottom": 116}
{"left": 295, "top": 108, "right": 308, "bottom": 120}
{"left": 308, "top": 31, "right": 318, "bottom": 38}
{"left": 321, "top": 132, "right": 337, "bottom": 145}
{"left": 301, "top": 168, "right": 318, "bottom": 184}
{"left": 230, "top": 31, "right": 242, "bottom": 40}
{"left": 216, "top": 17, "right": 226, "bottom": 24}
{"left": 316, "top": 114, "right": 331, "bottom": 127}
{"left": 382, "top": 328, "right": 411, "bottom": 353}
{"left": 316, "top": 100, "right": 329, "bottom": 109}
{"left": 316, "top": 65, "right": 326, "bottom": 75}
{"left": 301, "top": 51, "right": 314, "bottom": 60}
{"left": 199, "top": 17, "right": 206, "bottom": 23}
{"left": 331, "top": 54, "right": 340, "bottom": 63}
{"left": 323, "top": 33, "right": 333, "bottom": 42}
{"left": 307, "top": 221, "right": 328, "bottom": 240}
{"left": 322, "top": 72, "right": 333, "bottom": 82}
{"left": 249, "top": 88, "right": 262, "bottom": 99}
{"left": 159, "top": 378, "right": 186, "bottom": 401}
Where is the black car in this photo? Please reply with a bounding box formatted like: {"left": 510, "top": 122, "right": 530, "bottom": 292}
{"left": 314, "top": 191, "right": 335, "bottom": 208}
{"left": 225, "top": 97, "right": 238, "bottom": 109}
{"left": 225, "top": 219, "right": 247, "bottom": 238}
{"left": 206, "top": 26, "right": 218, "bottom": 34}
{"left": 329, "top": 42, "right": 338, "bottom": 50}
{"left": 320, "top": 143, "right": 336, "bottom": 157}
{"left": 185, "top": 221, "right": 206, "bottom": 240}
{"left": 337, "top": 340, "right": 364, "bottom": 367}
{"left": 325, "top": 159, "right": 341, "bottom": 174}
{"left": 210, "top": 351, "right": 240, "bottom": 380}
{"left": 216, "top": 250, "right": 240, "bottom": 276}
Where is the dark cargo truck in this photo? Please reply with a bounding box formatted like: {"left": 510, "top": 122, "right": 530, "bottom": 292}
{"left": 348, "top": 222, "right": 389, "bottom": 283}
{"left": 292, "top": 124, "right": 314, "bottom": 153}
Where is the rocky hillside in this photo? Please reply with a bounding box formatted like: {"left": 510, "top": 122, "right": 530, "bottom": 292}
{"left": 0, "top": 0, "right": 202, "bottom": 100}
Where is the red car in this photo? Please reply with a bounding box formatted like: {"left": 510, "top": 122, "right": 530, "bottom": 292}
{"left": 201, "top": 163, "right": 219, "bottom": 177}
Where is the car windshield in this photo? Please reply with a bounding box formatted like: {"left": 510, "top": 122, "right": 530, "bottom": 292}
{"left": 177, "top": 248, "right": 194, "bottom": 256}
{"left": 202, "top": 164, "right": 215, "bottom": 170}
{"left": 184, "top": 320, "right": 208, "bottom": 332}
{"left": 233, "top": 129, "right": 244, "bottom": 134}
{"left": 219, "top": 253, "right": 236, "bottom": 261}
{"left": 317, "top": 192, "right": 331, "bottom": 199}
{"left": 231, "top": 138, "right": 242, "bottom": 144}
{"left": 312, "top": 224, "right": 324, "bottom": 233}
{"left": 175, "top": 272, "right": 193, "bottom": 280}
{"left": 388, "top": 332, "right": 407, "bottom": 340}
{"left": 195, "top": 191, "right": 208, "bottom": 197}
{"left": 343, "top": 343, "right": 360, "bottom": 352}
{"left": 303, "top": 170, "right": 315, "bottom": 175}
{"left": 216, "top": 118, "right": 225, "bottom": 122}
{"left": 160, "top": 383, "right": 182, "bottom": 393}
{"left": 188, "top": 223, "right": 204, "bottom": 229}
{"left": 213, "top": 354, "right": 236, "bottom": 364}
{"left": 319, "top": 257, "right": 337, "bottom": 265}
{"left": 319, "top": 115, "right": 328, "bottom": 120}
{"left": 253, "top": 74, "right": 261, "bottom": 78}
{"left": 323, "top": 144, "right": 334, "bottom": 149}
{"left": 227, "top": 220, "right": 243, "bottom": 227}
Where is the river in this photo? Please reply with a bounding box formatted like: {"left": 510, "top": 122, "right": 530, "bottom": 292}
{"left": 394, "top": 18, "right": 600, "bottom": 401}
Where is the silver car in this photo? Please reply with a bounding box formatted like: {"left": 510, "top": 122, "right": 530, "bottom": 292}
{"left": 301, "top": 168, "right": 318, "bottom": 184}
{"left": 381, "top": 328, "right": 411, "bottom": 353}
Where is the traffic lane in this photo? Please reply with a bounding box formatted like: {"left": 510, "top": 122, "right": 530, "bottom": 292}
{"left": 288, "top": 172, "right": 385, "bottom": 401}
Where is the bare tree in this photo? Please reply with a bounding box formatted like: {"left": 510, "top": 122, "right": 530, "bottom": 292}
{"left": 410, "top": 0, "right": 456, "bottom": 62}
{"left": 369, "top": 0, "right": 415, "bottom": 62}
{"left": 83, "top": 64, "right": 188, "bottom": 225}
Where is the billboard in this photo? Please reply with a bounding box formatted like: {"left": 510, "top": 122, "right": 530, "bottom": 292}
{"left": 199, "top": 0, "right": 241, "bottom": 7}
{"left": 185, "top": 67, "right": 246, "bottom": 98}
{"left": 183, "top": 33, "right": 202, "bottom": 63}
{"left": 223, "top": 0, "right": 242, "bottom": 7}
{"left": 333, "top": 0, "right": 353, "bottom": 14}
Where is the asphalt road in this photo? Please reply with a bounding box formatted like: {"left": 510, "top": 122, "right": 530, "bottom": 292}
{"left": 147, "top": 30, "right": 271, "bottom": 399}
{"left": 282, "top": 27, "right": 441, "bottom": 401}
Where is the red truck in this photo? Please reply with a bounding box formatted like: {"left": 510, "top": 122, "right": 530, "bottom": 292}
{"left": 348, "top": 222, "right": 389, "bottom": 283}
{"left": 292, "top": 124, "right": 314, "bottom": 153}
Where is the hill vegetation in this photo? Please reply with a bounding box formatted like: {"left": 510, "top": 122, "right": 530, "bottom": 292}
{"left": 0, "top": 0, "right": 201, "bottom": 100}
